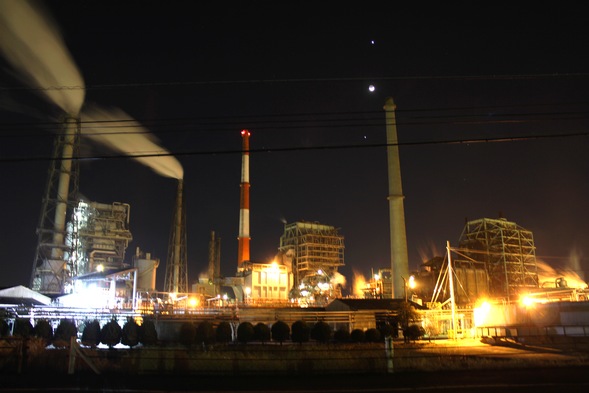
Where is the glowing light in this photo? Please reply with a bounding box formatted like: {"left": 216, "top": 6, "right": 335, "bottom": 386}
{"left": 188, "top": 298, "right": 198, "bottom": 307}
{"left": 96, "top": 264, "right": 104, "bottom": 272}
{"left": 473, "top": 300, "right": 491, "bottom": 327}
{"left": 520, "top": 295, "right": 536, "bottom": 308}
{"left": 368, "top": 85, "right": 375, "bottom": 92}
{"left": 408, "top": 275, "right": 416, "bottom": 289}
{"left": 353, "top": 270, "right": 367, "bottom": 298}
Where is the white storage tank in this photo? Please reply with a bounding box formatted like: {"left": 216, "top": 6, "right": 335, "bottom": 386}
{"left": 134, "top": 248, "right": 159, "bottom": 291}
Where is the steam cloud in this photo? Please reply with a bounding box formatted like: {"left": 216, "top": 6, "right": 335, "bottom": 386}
{"left": 0, "top": 0, "right": 84, "bottom": 115}
{"left": 82, "top": 105, "right": 183, "bottom": 179}
{"left": 0, "top": 0, "right": 183, "bottom": 179}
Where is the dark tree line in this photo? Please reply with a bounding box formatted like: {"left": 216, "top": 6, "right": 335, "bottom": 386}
{"left": 3, "top": 317, "right": 159, "bottom": 348}
{"left": 2, "top": 313, "right": 425, "bottom": 348}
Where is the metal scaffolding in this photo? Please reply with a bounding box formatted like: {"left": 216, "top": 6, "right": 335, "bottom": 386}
{"left": 72, "top": 200, "right": 133, "bottom": 275}
{"left": 457, "top": 217, "right": 538, "bottom": 302}
{"left": 31, "top": 117, "right": 81, "bottom": 295}
{"left": 278, "top": 221, "right": 345, "bottom": 286}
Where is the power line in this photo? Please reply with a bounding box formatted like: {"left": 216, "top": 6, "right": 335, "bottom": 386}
{"left": 1, "top": 103, "right": 589, "bottom": 137}
{"left": 2, "top": 72, "right": 589, "bottom": 92}
{"left": 1, "top": 130, "right": 587, "bottom": 164}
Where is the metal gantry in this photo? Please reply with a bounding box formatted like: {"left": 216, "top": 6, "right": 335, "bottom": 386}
{"left": 458, "top": 217, "right": 538, "bottom": 301}
{"left": 279, "top": 221, "right": 345, "bottom": 287}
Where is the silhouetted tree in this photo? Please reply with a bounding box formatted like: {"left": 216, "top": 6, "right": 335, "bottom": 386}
{"left": 398, "top": 302, "right": 420, "bottom": 330}
{"left": 291, "top": 320, "right": 310, "bottom": 344}
{"left": 53, "top": 319, "right": 77, "bottom": 348}
{"left": 333, "top": 327, "right": 350, "bottom": 343}
{"left": 378, "top": 323, "right": 396, "bottom": 339}
{"left": 237, "top": 321, "right": 255, "bottom": 343}
{"left": 122, "top": 317, "right": 140, "bottom": 348}
{"left": 13, "top": 318, "right": 33, "bottom": 338}
{"left": 350, "top": 329, "right": 365, "bottom": 343}
{"left": 196, "top": 320, "right": 216, "bottom": 348}
{"left": 139, "top": 319, "right": 158, "bottom": 346}
{"left": 404, "top": 324, "right": 426, "bottom": 342}
{"left": 81, "top": 319, "right": 101, "bottom": 348}
{"left": 178, "top": 321, "right": 196, "bottom": 348}
{"left": 253, "top": 322, "right": 271, "bottom": 343}
{"left": 33, "top": 319, "right": 53, "bottom": 345}
{"left": 271, "top": 320, "right": 290, "bottom": 344}
{"left": 311, "top": 321, "right": 332, "bottom": 343}
{"left": 365, "top": 328, "right": 381, "bottom": 343}
{"left": 215, "top": 321, "right": 233, "bottom": 343}
{"left": 0, "top": 319, "right": 10, "bottom": 337}
{"left": 100, "top": 318, "right": 122, "bottom": 349}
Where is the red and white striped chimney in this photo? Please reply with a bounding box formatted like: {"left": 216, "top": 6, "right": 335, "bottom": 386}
{"left": 237, "top": 129, "right": 251, "bottom": 270}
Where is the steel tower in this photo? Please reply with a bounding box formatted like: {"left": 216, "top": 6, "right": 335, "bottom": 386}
{"left": 30, "top": 116, "right": 81, "bottom": 294}
{"left": 164, "top": 179, "right": 188, "bottom": 294}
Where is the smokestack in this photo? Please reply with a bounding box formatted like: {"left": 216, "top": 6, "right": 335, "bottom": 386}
{"left": 51, "top": 116, "right": 77, "bottom": 260}
{"left": 207, "top": 230, "right": 221, "bottom": 296}
{"left": 384, "top": 97, "right": 409, "bottom": 298}
{"left": 31, "top": 115, "right": 80, "bottom": 294}
{"left": 164, "top": 179, "right": 188, "bottom": 294}
{"left": 237, "top": 129, "right": 251, "bottom": 270}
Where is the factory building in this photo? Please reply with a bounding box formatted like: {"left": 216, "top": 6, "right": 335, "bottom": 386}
{"left": 279, "top": 221, "right": 345, "bottom": 306}
{"left": 240, "top": 261, "right": 293, "bottom": 305}
{"left": 457, "top": 217, "right": 538, "bottom": 303}
{"left": 71, "top": 200, "right": 133, "bottom": 275}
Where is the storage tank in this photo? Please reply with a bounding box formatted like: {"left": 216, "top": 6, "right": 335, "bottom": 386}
{"left": 133, "top": 248, "right": 159, "bottom": 291}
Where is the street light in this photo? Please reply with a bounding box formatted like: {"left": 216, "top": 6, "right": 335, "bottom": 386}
{"left": 402, "top": 275, "right": 416, "bottom": 302}
{"left": 245, "top": 286, "right": 251, "bottom": 304}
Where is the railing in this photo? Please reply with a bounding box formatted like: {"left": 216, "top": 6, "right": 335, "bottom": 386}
{"left": 477, "top": 325, "right": 589, "bottom": 339}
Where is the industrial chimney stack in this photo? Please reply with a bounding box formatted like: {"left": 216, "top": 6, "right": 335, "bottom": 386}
{"left": 164, "top": 179, "right": 188, "bottom": 294}
{"left": 384, "top": 97, "right": 410, "bottom": 298}
{"left": 31, "top": 116, "right": 81, "bottom": 294}
{"left": 237, "top": 129, "right": 251, "bottom": 271}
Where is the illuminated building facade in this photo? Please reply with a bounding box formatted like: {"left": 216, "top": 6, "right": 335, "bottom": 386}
{"left": 241, "top": 262, "right": 293, "bottom": 304}
{"left": 279, "top": 221, "right": 345, "bottom": 288}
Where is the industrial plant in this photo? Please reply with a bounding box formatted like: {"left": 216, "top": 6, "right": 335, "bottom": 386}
{"left": 0, "top": 3, "right": 587, "bottom": 339}
{"left": 0, "top": 96, "right": 587, "bottom": 345}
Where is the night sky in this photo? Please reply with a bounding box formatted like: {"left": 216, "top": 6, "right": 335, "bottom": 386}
{"left": 1, "top": 1, "right": 588, "bottom": 293}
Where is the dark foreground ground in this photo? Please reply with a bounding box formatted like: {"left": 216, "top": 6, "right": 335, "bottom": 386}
{"left": 2, "top": 338, "right": 589, "bottom": 392}
{"left": 2, "top": 366, "right": 589, "bottom": 392}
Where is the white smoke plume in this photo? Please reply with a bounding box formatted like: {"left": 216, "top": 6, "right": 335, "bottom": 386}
{"left": 82, "top": 105, "right": 184, "bottom": 180}
{"left": 0, "top": 1, "right": 183, "bottom": 180}
{"left": 0, "top": 0, "right": 85, "bottom": 115}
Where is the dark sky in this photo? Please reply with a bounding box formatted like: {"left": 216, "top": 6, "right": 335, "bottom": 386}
{"left": 1, "top": 1, "right": 588, "bottom": 292}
